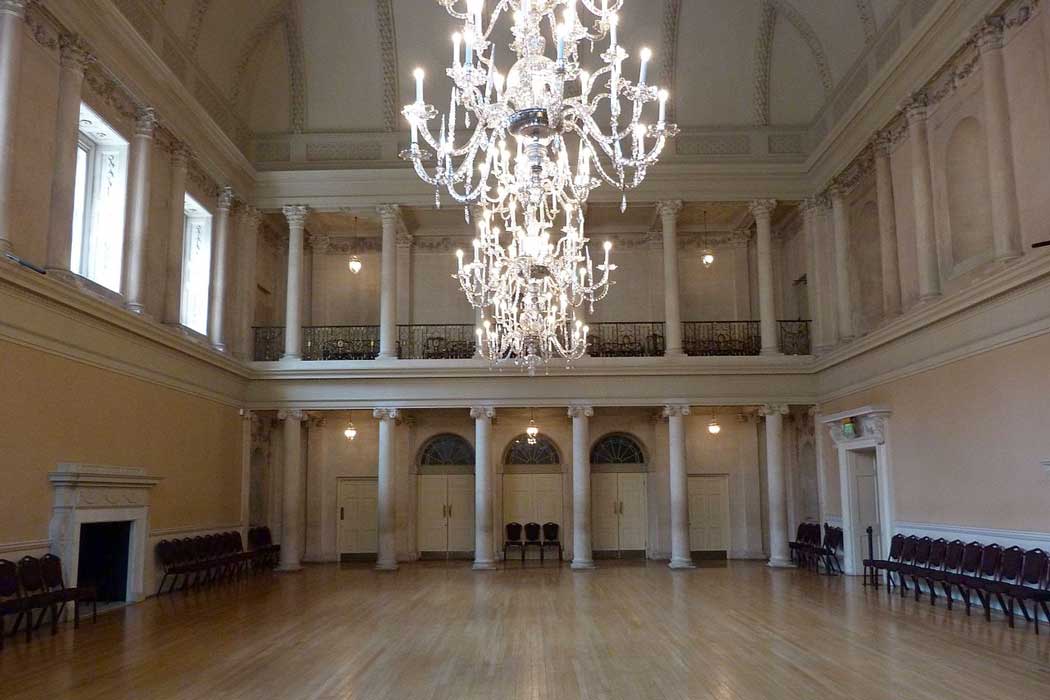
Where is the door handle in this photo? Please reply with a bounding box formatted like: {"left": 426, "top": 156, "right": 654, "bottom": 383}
{"left": 447, "top": 504, "right": 452, "bottom": 518}
{"left": 340, "top": 507, "right": 344, "bottom": 521}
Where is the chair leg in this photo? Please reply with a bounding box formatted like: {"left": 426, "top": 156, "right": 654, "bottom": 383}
{"left": 997, "top": 594, "right": 1013, "bottom": 627}
{"left": 943, "top": 583, "right": 954, "bottom": 610}
{"left": 1016, "top": 599, "right": 1031, "bottom": 623}
{"left": 962, "top": 588, "right": 972, "bottom": 616}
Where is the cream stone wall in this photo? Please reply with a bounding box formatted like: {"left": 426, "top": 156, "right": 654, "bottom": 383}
{"left": 0, "top": 339, "right": 243, "bottom": 546}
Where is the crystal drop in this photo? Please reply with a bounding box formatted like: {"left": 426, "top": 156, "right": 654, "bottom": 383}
{"left": 464, "top": 206, "right": 470, "bottom": 224}
{"left": 434, "top": 189, "right": 441, "bottom": 209}
{"left": 620, "top": 194, "right": 627, "bottom": 213}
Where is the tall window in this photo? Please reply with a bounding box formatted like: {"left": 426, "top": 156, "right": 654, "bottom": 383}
{"left": 180, "top": 195, "right": 213, "bottom": 335}
{"left": 70, "top": 103, "right": 128, "bottom": 292}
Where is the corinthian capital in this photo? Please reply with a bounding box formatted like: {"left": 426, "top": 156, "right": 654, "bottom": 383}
{"left": 567, "top": 405, "right": 594, "bottom": 419}
{"left": 748, "top": 199, "right": 777, "bottom": 220}
{"left": 758, "top": 404, "right": 790, "bottom": 417}
{"left": 377, "top": 204, "right": 402, "bottom": 226}
{"left": 373, "top": 407, "right": 400, "bottom": 422}
{"left": 134, "top": 106, "right": 156, "bottom": 137}
{"left": 662, "top": 404, "right": 691, "bottom": 419}
{"left": 59, "top": 35, "right": 93, "bottom": 72}
{"left": 973, "top": 15, "right": 1005, "bottom": 53}
{"left": 901, "top": 90, "right": 929, "bottom": 124}
{"left": 217, "top": 186, "right": 235, "bottom": 210}
{"left": 470, "top": 406, "right": 496, "bottom": 420}
{"left": 277, "top": 408, "right": 306, "bottom": 422}
{"left": 655, "top": 200, "right": 683, "bottom": 223}
{"left": 283, "top": 204, "right": 309, "bottom": 228}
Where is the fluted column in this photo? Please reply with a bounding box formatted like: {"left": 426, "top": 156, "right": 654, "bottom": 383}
{"left": 207, "top": 187, "right": 233, "bottom": 351}
{"left": 829, "top": 186, "right": 854, "bottom": 342}
{"left": 904, "top": 93, "right": 941, "bottom": 301}
{"left": 657, "top": 201, "right": 684, "bottom": 356}
{"left": 873, "top": 133, "right": 902, "bottom": 318}
{"left": 760, "top": 404, "right": 792, "bottom": 568}
{"left": 162, "top": 144, "right": 191, "bottom": 325}
{"left": 122, "top": 107, "right": 156, "bottom": 313}
{"left": 236, "top": 206, "right": 261, "bottom": 359}
{"left": 45, "top": 36, "right": 92, "bottom": 273}
{"left": 282, "top": 205, "right": 308, "bottom": 360}
{"left": 277, "top": 408, "right": 307, "bottom": 571}
{"left": 0, "top": 0, "right": 26, "bottom": 256}
{"left": 801, "top": 198, "right": 825, "bottom": 353}
{"left": 377, "top": 205, "right": 400, "bottom": 360}
{"left": 750, "top": 199, "right": 780, "bottom": 355}
{"left": 470, "top": 406, "right": 496, "bottom": 570}
{"left": 569, "top": 404, "right": 595, "bottom": 570}
{"left": 664, "top": 404, "right": 694, "bottom": 569}
{"left": 373, "top": 408, "right": 400, "bottom": 570}
{"left": 975, "top": 17, "right": 1023, "bottom": 261}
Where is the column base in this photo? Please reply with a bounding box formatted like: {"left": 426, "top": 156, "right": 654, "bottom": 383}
{"left": 280, "top": 353, "right": 302, "bottom": 362}
{"left": 212, "top": 342, "right": 226, "bottom": 353}
{"left": 760, "top": 348, "right": 783, "bottom": 357}
{"left": 472, "top": 560, "right": 497, "bottom": 571}
{"left": 663, "top": 350, "right": 686, "bottom": 359}
{"left": 124, "top": 301, "right": 146, "bottom": 314}
{"left": 570, "top": 559, "right": 596, "bottom": 570}
{"left": 277, "top": 563, "right": 303, "bottom": 573}
{"left": 918, "top": 292, "right": 942, "bottom": 304}
{"left": 375, "top": 560, "right": 399, "bottom": 571}
{"left": 376, "top": 353, "right": 398, "bottom": 361}
{"left": 668, "top": 557, "right": 696, "bottom": 570}
{"left": 767, "top": 557, "right": 795, "bottom": 569}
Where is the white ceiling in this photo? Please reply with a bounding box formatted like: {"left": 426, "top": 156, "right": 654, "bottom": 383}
{"left": 148, "top": 0, "right": 908, "bottom": 143}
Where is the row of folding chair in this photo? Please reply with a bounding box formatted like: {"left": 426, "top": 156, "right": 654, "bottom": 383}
{"left": 155, "top": 528, "right": 278, "bottom": 595}
{"left": 788, "top": 522, "right": 843, "bottom": 575}
{"left": 0, "top": 554, "right": 96, "bottom": 649}
{"left": 864, "top": 534, "right": 1050, "bottom": 634}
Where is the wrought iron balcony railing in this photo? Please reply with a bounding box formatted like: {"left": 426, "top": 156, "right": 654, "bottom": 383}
{"left": 252, "top": 320, "right": 811, "bottom": 361}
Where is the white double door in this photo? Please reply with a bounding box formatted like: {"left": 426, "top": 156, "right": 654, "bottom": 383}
{"left": 592, "top": 472, "right": 647, "bottom": 553}
{"left": 338, "top": 478, "right": 378, "bottom": 556}
{"left": 687, "top": 475, "right": 730, "bottom": 552}
{"left": 417, "top": 474, "right": 475, "bottom": 555}
{"left": 502, "top": 473, "right": 563, "bottom": 556}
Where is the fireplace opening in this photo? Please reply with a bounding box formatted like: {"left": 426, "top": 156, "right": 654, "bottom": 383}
{"left": 77, "top": 521, "right": 131, "bottom": 602}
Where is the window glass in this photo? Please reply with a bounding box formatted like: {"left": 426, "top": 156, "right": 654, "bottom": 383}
{"left": 180, "top": 195, "right": 212, "bottom": 334}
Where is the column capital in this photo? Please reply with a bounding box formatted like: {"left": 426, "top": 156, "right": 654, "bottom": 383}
{"left": 58, "top": 35, "right": 93, "bottom": 73}
{"left": 170, "top": 141, "right": 193, "bottom": 167}
{"left": 901, "top": 90, "right": 929, "bottom": 123}
{"left": 277, "top": 408, "right": 307, "bottom": 422}
{"left": 758, "top": 404, "right": 790, "bottom": 417}
{"left": 134, "top": 106, "right": 156, "bottom": 138}
{"left": 662, "top": 404, "right": 691, "bottom": 419}
{"left": 0, "top": 1, "right": 27, "bottom": 18}
{"left": 395, "top": 229, "right": 414, "bottom": 248}
{"left": 748, "top": 199, "right": 777, "bottom": 220}
{"left": 240, "top": 205, "right": 262, "bottom": 229}
{"left": 283, "top": 204, "right": 309, "bottom": 228}
{"left": 217, "top": 186, "right": 234, "bottom": 211}
{"left": 373, "top": 407, "right": 400, "bottom": 421}
{"left": 470, "top": 406, "right": 496, "bottom": 420}
{"left": 308, "top": 231, "right": 330, "bottom": 253}
{"left": 872, "top": 129, "right": 895, "bottom": 157}
{"left": 307, "top": 414, "right": 327, "bottom": 429}
{"left": 828, "top": 183, "right": 849, "bottom": 202}
{"left": 973, "top": 15, "right": 1005, "bottom": 53}
{"left": 655, "top": 200, "right": 683, "bottom": 223}
{"left": 377, "top": 204, "right": 402, "bottom": 226}
{"left": 567, "top": 405, "right": 594, "bottom": 419}
{"left": 800, "top": 196, "right": 825, "bottom": 219}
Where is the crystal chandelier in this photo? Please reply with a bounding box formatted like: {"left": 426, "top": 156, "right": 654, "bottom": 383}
{"left": 402, "top": 0, "right": 678, "bottom": 372}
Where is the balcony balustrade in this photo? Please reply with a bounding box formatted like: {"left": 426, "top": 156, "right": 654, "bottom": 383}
{"left": 252, "top": 320, "right": 810, "bottom": 361}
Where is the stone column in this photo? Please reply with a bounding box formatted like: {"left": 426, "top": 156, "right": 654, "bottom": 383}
{"left": 45, "top": 36, "right": 92, "bottom": 273}
{"left": 657, "top": 200, "right": 684, "bottom": 356}
{"left": 373, "top": 408, "right": 400, "bottom": 570}
{"left": 664, "top": 404, "right": 694, "bottom": 569}
{"left": 873, "top": 133, "right": 902, "bottom": 318}
{"left": 122, "top": 107, "right": 156, "bottom": 313}
{"left": 236, "top": 206, "right": 261, "bottom": 359}
{"left": 207, "top": 187, "right": 233, "bottom": 351}
{"left": 569, "top": 404, "right": 595, "bottom": 570}
{"left": 282, "top": 205, "right": 308, "bottom": 360}
{"left": 750, "top": 199, "right": 780, "bottom": 355}
{"left": 377, "top": 205, "right": 401, "bottom": 360}
{"left": 801, "top": 198, "right": 825, "bottom": 353}
{"left": 904, "top": 93, "right": 941, "bottom": 301}
{"left": 277, "top": 408, "right": 307, "bottom": 571}
{"left": 0, "top": 0, "right": 26, "bottom": 256}
{"left": 829, "top": 186, "right": 854, "bottom": 342}
{"left": 760, "top": 404, "right": 792, "bottom": 568}
{"left": 470, "top": 406, "right": 496, "bottom": 569}
{"left": 162, "top": 144, "right": 191, "bottom": 325}
{"left": 975, "top": 17, "right": 1023, "bottom": 261}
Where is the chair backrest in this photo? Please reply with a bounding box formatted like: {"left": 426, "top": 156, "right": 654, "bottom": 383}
{"left": 17, "top": 556, "right": 47, "bottom": 594}
{"left": 542, "top": 522, "right": 559, "bottom": 542}
{"left": 898, "top": 535, "right": 919, "bottom": 564}
{"left": 926, "top": 538, "right": 948, "bottom": 569}
{"left": 959, "top": 541, "right": 983, "bottom": 574}
{"left": 524, "top": 522, "right": 541, "bottom": 543}
{"left": 977, "top": 543, "right": 1002, "bottom": 578}
{"left": 886, "top": 533, "right": 905, "bottom": 561}
{"left": 942, "top": 540, "right": 966, "bottom": 571}
{"left": 39, "top": 554, "right": 66, "bottom": 591}
{"left": 233, "top": 531, "right": 245, "bottom": 552}
{"left": 505, "top": 522, "right": 523, "bottom": 542}
{"left": 794, "top": 522, "right": 806, "bottom": 542}
{"left": 1019, "top": 549, "right": 1047, "bottom": 587}
{"left": 911, "top": 537, "right": 933, "bottom": 567}
{"left": 807, "top": 523, "right": 821, "bottom": 545}
{"left": 0, "top": 559, "right": 19, "bottom": 598}
{"left": 259, "top": 527, "right": 274, "bottom": 547}
{"left": 997, "top": 546, "right": 1025, "bottom": 583}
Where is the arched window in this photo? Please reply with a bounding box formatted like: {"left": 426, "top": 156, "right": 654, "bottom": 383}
{"left": 504, "top": 434, "right": 560, "bottom": 464}
{"left": 591, "top": 433, "right": 646, "bottom": 465}
{"left": 418, "top": 433, "right": 475, "bottom": 466}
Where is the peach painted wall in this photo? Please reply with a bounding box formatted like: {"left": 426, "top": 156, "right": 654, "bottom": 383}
{"left": 0, "top": 340, "right": 243, "bottom": 544}
{"left": 820, "top": 332, "right": 1050, "bottom": 532}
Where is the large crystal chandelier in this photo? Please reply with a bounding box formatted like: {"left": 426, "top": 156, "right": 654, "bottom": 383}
{"left": 402, "top": 0, "right": 677, "bottom": 372}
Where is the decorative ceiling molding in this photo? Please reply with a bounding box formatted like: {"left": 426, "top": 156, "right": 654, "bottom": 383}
{"left": 184, "top": 0, "right": 210, "bottom": 56}
{"left": 753, "top": 1, "right": 777, "bottom": 126}
{"left": 770, "top": 0, "right": 833, "bottom": 95}
{"left": 659, "top": 0, "right": 681, "bottom": 123}
{"left": 283, "top": 0, "right": 307, "bottom": 133}
{"left": 375, "top": 0, "right": 400, "bottom": 133}
{"left": 230, "top": 6, "right": 285, "bottom": 107}
{"left": 856, "top": 0, "right": 877, "bottom": 44}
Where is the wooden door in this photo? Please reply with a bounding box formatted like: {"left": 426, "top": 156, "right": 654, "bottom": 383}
{"left": 502, "top": 474, "right": 533, "bottom": 534}
{"left": 338, "top": 479, "right": 378, "bottom": 555}
{"left": 850, "top": 449, "right": 880, "bottom": 571}
{"left": 446, "top": 475, "right": 475, "bottom": 553}
{"left": 532, "top": 474, "right": 563, "bottom": 527}
{"left": 591, "top": 473, "right": 619, "bottom": 552}
{"left": 617, "top": 473, "right": 647, "bottom": 552}
{"left": 688, "top": 475, "right": 729, "bottom": 552}
{"left": 417, "top": 475, "right": 449, "bottom": 554}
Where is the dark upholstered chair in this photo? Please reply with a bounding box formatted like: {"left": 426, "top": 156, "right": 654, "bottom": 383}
{"left": 1008, "top": 549, "right": 1050, "bottom": 634}
{"left": 541, "top": 522, "right": 562, "bottom": 562}
{"left": 503, "top": 522, "right": 525, "bottom": 563}
{"left": 16, "top": 556, "right": 58, "bottom": 641}
{"left": 523, "top": 522, "right": 543, "bottom": 561}
{"left": 39, "top": 554, "right": 96, "bottom": 628}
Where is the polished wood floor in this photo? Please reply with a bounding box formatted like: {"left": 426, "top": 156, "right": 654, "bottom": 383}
{"left": 2, "top": 561, "right": 1049, "bottom": 700}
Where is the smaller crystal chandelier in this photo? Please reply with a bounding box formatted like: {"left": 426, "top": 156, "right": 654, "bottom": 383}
{"left": 344, "top": 412, "right": 358, "bottom": 441}
{"left": 348, "top": 256, "right": 363, "bottom": 274}
{"left": 707, "top": 415, "right": 721, "bottom": 435}
{"left": 525, "top": 410, "right": 540, "bottom": 444}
